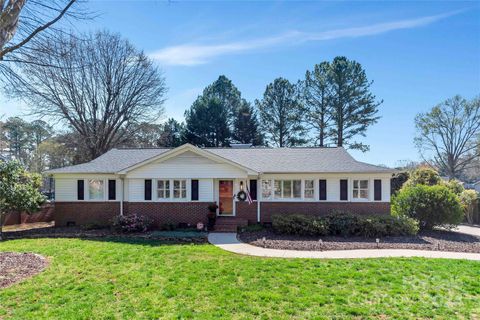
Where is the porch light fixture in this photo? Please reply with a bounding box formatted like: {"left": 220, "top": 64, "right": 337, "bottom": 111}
{"left": 240, "top": 181, "right": 244, "bottom": 191}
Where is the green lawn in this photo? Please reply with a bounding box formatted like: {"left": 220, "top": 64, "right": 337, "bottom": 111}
{"left": 0, "top": 237, "right": 479, "bottom": 319}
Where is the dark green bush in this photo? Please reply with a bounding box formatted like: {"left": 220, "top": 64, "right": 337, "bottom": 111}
{"left": 272, "top": 214, "right": 328, "bottom": 236}
{"left": 271, "top": 213, "right": 418, "bottom": 238}
{"left": 392, "top": 184, "right": 463, "bottom": 229}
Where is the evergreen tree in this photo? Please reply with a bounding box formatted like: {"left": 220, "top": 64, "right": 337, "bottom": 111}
{"left": 203, "top": 75, "right": 243, "bottom": 123}
{"left": 255, "top": 78, "right": 307, "bottom": 147}
{"left": 232, "top": 102, "right": 263, "bottom": 145}
{"left": 302, "top": 62, "right": 333, "bottom": 146}
{"left": 184, "top": 97, "right": 230, "bottom": 147}
{"left": 158, "top": 118, "right": 185, "bottom": 147}
{"left": 328, "top": 56, "right": 382, "bottom": 151}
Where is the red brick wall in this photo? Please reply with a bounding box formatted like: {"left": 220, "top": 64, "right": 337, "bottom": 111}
{"left": 235, "top": 202, "right": 258, "bottom": 224}
{"left": 3, "top": 204, "right": 55, "bottom": 226}
{"left": 55, "top": 202, "right": 120, "bottom": 227}
{"left": 52, "top": 200, "right": 390, "bottom": 227}
{"left": 124, "top": 202, "right": 210, "bottom": 228}
{"left": 259, "top": 202, "right": 390, "bottom": 223}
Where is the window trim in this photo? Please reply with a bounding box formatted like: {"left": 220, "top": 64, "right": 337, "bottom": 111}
{"left": 274, "top": 179, "right": 302, "bottom": 200}
{"left": 352, "top": 179, "right": 370, "bottom": 201}
{"left": 173, "top": 179, "right": 188, "bottom": 199}
{"left": 88, "top": 179, "right": 105, "bottom": 201}
{"left": 157, "top": 179, "right": 170, "bottom": 200}
{"left": 304, "top": 179, "right": 315, "bottom": 199}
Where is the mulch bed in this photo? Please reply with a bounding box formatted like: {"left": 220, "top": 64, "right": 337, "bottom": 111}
{"left": 239, "top": 229, "right": 480, "bottom": 253}
{"left": 0, "top": 252, "right": 49, "bottom": 289}
{"left": 3, "top": 226, "right": 208, "bottom": 244}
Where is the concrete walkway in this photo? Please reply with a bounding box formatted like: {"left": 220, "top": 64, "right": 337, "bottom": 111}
{"left": 452, "top": 225, "right": 480, "bottom": 237}
{"left": 208, "top": 233, "right": 480, "bottom": 261}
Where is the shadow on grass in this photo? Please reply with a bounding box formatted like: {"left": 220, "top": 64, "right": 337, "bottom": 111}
{"left": 2, "top": 226, "right": 208, "bottom": 247}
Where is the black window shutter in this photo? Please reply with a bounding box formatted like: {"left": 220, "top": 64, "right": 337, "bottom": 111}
{"left": 77, "top": 180, "right": 84, "bottom": 200}
{"left": 374, "top": 179, "right": 382, "bottom": 201}
{"left": 340, "top": 179, "right": 348, "bottom": 201}
{"left": 108, "top": 180, "right": 116, "bottom": 200}
{"left": 144, "top": 179, "right": 152, "bottom": 200}
{"left": 249, "top": 180, "right": 257, "bottom": 201}
{"left": 191, "top": 180, "right": 199, "bottom": 201}
{"left": 319, "top": 179, "right": 327, "bottom": 200}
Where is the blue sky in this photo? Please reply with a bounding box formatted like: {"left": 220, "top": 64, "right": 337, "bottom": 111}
{"left": 1, "top": 1, "right": 479, "bottom": 167}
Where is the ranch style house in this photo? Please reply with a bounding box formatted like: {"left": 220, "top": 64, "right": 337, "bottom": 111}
{"left": 45, "top": 143, "right": 394, "bottom": 231}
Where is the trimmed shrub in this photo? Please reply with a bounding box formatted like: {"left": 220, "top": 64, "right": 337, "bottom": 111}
{"left": 272, "top": 214, "right": 328, "bottom": 236}
{"left": 392, "top": 184, "right": 463, "bottom": 229}
{"left": 271, "top": 213, "right": 418, "bottom": 238}
{"left": 112, "top": 214, "right": 153, "bottom": 233}
{"left": 459, "top": 190, "right": 479, "bottom": 225}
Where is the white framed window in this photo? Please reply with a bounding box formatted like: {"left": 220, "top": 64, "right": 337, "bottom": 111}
{"left": 173, "top": 179, "right": 187, "bottom": 199}
{"left": 304, "top": 180, "right": 314, "bottom": 199}
{"left": 353, "top": 180, "right": 369, "bottom": 200}
{"left": 88, "top": 179, "right": 104, "bottom": 200}
{"left": 262, "top": 180, "right": 272, "bottom": 199}
{"left": 274, "top": 180, "right": 301, "bottom": 199}
{"left": 157, "top": 180, "right": 170, "bottom": 199}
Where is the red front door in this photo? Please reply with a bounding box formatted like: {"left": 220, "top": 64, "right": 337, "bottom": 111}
{"left": 218, "top": 180, "right": 233, "bottom": 215}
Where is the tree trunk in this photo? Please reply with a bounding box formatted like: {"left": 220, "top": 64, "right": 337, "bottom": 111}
{"left": 0, "top": 213, "right": 4, "bottom": 241}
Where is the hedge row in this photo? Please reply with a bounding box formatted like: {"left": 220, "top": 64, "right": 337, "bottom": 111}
{"left": 271, "top": 213, "right": 419, "bottom": 238}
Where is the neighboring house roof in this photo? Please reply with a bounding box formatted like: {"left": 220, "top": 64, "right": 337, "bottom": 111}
{"left": 45, "top": 144, "right": 393, "bottom": 174}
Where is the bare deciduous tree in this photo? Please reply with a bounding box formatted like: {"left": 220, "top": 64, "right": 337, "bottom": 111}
{"left": 415, "top": 95, "right": 480, "bottom": 179}
{"left": 0, "top": 0, "right": 86, "bottom": 81}
{"left": 11, "top": 30, "right": 167, "bottom": 160}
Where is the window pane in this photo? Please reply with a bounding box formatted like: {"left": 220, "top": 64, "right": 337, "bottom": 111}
{"left": 274, "top": 180, "right": 281, "bottom": 198}
{"left": 353, "top": 180, "right": 358, "bottom": 188}
{"left": 360, "top": 180, "right": 368, "bottom": 189}
{"left": 360, "top": 190, "right": 369, "bottom": 199}
{"left": 353, "top": 190, "right": 359, "bottom": 198}
{"left": 262, "top": 180, "right": 272, "bottom": 199}
{"left": 158, "top": 180, "right": 164, "bottom": 189}
{"left": 305, "top": 189, "right": 314, "bottom": 198}
{"left": 157, "top": 190, "right": 164, "bottom": 198}
{"left": 174, "top": 190, "right": 180, "bottom": 198}
{"left": 181, "top": 180, "right": 186, "bottom": 188}
{"left": 305, "top": 180, "right": 314, "bottom": 189}
{"left": 89, "top": 179, "right": 104, "bottom": 200}
{"left": 165, "top": 190, "right": 170, "bottom": 198}
{"left": 293, "top": 180, "right": 301, "bottom": 198}
{"left": 182, "top": 190, "right": 187, "bottom": 198}
{"left": 283, "top": 180, "right": 292, "bottom": 198}
{"left": 174, "top": 180, "right": 180, "bottom": 188}
{"left": 165, "top": 180, "right": 170, "bottom": 189}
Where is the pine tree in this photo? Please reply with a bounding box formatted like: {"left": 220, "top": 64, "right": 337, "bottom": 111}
{"left": 255, "top": 78, "right": 307, "bottom": 147}
{"left": 328, "top": 56, "right": 382, "bottom": 152}
{"left": 184, "top": 97, "right": 231, "bottom": 147}
{"left": 232, "top": 102, "right": 263, "bottom": 145}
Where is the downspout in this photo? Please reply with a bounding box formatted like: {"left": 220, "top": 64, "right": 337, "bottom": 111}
{"left": 120, "top": 176, "right": 124, "bottom": 216}
{"left": 257, "top": 174, "right": 261, "bottom": 223}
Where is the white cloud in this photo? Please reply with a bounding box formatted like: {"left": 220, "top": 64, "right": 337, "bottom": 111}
{"left": 150, "top": 10, "right": 462, "bottom": 66}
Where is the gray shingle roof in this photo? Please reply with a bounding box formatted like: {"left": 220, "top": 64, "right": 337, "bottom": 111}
{"left": 45, "top": 146, "right": 393, "bottom": 174}
{"left": 207, "top": 147, "right": 392, "bottom": 173}
{"left": 45, "top": 148, "right": 170, "bottom": 173}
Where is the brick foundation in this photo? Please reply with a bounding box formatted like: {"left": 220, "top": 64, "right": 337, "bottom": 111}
{"left": 124, "top": 202, "right": 210, "bottom": 228}
{"left": 235, "top": 202, "right": 258, "bottom": 224}
{"left": 52, "top": 201, "right": 390, "bottom": 227}
{"left": 54, "top": 202, "right": 120, "bottom": 227}
{"left": 259, "top": 202, "right": 390, "bottom": 223}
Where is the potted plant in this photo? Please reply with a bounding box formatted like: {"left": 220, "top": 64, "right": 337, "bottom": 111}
{"left": 207, "top": 202, "right": 218, "bottom": 228}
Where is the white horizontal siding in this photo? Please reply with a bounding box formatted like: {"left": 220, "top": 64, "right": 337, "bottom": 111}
{"left": 128, "top": 179, "right": 145, "bottom": 202}
{"left": 53, "top": 175, "right": 120, "bottom": 202}
{"left": 259, "top": 173, "right": 391, "bottom": 202}
{"left": 55, "top": 178, "right": 77, "bottom": 201}
{"left": 199, "top": 179, "right": 214, "bottom": 202}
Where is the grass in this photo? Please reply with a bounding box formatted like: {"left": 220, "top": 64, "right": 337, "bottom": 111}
{"left": 0, "top": 237, "right": 479, "bottom": 319}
